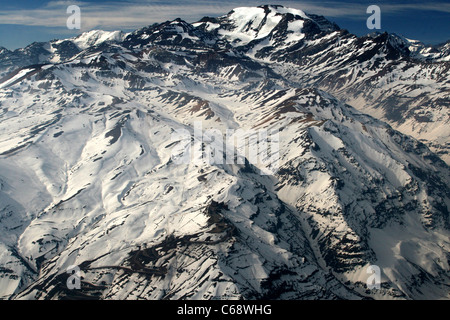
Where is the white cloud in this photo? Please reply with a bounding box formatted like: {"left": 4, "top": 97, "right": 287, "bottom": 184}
{"left": 0, "top": 1, "right": 229, "bottom": 30}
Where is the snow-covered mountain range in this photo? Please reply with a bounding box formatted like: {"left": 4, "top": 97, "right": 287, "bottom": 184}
{"left": 0, "top": 5, "right": 448, "bottom": 300}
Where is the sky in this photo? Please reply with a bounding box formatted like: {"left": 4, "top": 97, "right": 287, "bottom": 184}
{"left": 0, "top": 0, "right": 449, "bottom": 50}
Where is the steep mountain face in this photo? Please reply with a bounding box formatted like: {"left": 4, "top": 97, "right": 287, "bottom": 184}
{"left": 0, "top": 5, "right": 449, "bottom": 300}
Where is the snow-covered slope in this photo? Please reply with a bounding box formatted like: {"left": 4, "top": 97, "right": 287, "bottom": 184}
{"left": 0, "top": 5, "right": 448, "bottom": 300}
{"left": 193, "top": 6, "right": 449, "bottom": 165}
{"left": 267, "top": 30, "right": 450, "bottom": 165}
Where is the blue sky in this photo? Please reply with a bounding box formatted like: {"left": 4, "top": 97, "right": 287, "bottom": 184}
{"left": 0, "top": 0, "right": 449, "bottom": 49}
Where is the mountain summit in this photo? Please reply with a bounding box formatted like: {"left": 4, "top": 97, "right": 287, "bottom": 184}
{"left": 193, "top": 5, "right": 339, "bottom": 47}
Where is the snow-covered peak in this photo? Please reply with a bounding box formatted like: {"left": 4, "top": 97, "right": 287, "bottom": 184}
{"left": 194, "top": 5, "right": 340, "bottom": 48}
{"left": 70, "top": 30, "right": 127, "bottom": 50}
{"left": 216, "top": 5, "right": 310, "bottom": 46}
{"left": 225, "top": 7, "right": 282, "bottom": 43}
{"left": 265, "top": 4, "right": 310, "bottom": 19}
{"left": 386, "top": 33, "right": 450, "bottom": 61}
{"left": 227, "top": 5, "right": 310, "bottom": 23}
{"left": 436, "top": 41, "right": 450, "bottom": 61}
{"left": 122, "top": 18, "right": 209, "bottom": 49}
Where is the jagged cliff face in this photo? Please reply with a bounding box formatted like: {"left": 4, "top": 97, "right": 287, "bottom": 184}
{"left": 0, "top": 5, "right": 448, "bottom": 300}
